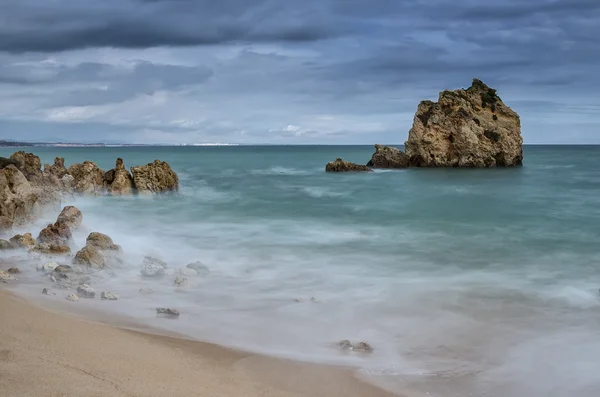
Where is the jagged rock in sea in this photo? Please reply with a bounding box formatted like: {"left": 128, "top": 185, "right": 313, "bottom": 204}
{"left": 104, "top": 158, "right": 134, "bottom": 195}
{"left": 67, "top": 161, "right": 105, "bottom": 194}
{"left": 86, "top": 232, "right": 121, "bottom": 251}
{"left": 405, "top": 78, "right": 523, "bottom": 167}
{"left": 325, "top": 158, "right": 372, "bottom": 173}
{"left": 131, "top": 160, "right": 179, "bottom": 193}
{"left": 43, "top": 157, "right": 68, "bottom": 179}
{"left": 366, "top": 144, "right": 409, "bottom": 168}
{"left": 9, "top": 151, "right": 43, "bottom": 183}
{"left": 57, "top": 206, "right": 83, "bottom": 229}
{"left": 9, "top": 233, "right": 36, "bottom": 249}
{"left": 37, "top": 221, "right": 72, "bottom": 246}
{"left": 72, "top": 245, "right": 105, "bottom": 269}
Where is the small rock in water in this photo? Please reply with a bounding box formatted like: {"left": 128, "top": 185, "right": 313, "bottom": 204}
{"left": 0, "top": 269, "right": 15, "bottom": 282}
{"left": 338, "top": 340, "right": 374, "bottom": 353}
{"left": 143, "top": 256, "right": 168, "bottom": 268}
{"left": 339, "top": 340, "right": 353, "bottom": 350}
{"left": 174, "top": 276, "right": 187, "bottom": 287}
{"left": 141, "top": 260, "right": 166, "bottom": 277}
{"left": 139, "top": 288, "right": 154, "bottom": 294}
{"left": 185, "top": 261, "right": 209, "bottom": 275}
{"left": 66, "top": 293, "right": 79, "bottom": 302}
{"left": 294, "top": 298, "right": 306, "bottom": 303}
{"left": 37, "top": 261, "right": 59, "bottom": 273}
{"left": 156, "top": 307, "right": 180, "bottom": 317}
{"left": 177, "top": 267, "right": 198, "bottom": 276}
{"left": 53, "top": 265, "right": 72, "bottom": 274}
{"left": 42, "top": 288, "right": 55, "bottom": 295}
{"left": 76, "top": 284, "right": 96, "bottom": 298}
{"left": 7, "top": 267, "right": 20, "bottom": 274}
{"left": 101, "top": 291, "right": 119, "bottom": 300}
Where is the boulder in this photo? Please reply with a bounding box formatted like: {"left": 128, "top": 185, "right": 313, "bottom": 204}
{"left": 86, "top": 232, "right": 120, "bottom": 251}
{"left": 141, "top": 259, "right": 166, "bottom": 277}
{"left": 101, "top": 291, "right": 119, "bottom": 300}
{"left": 42, "top": 288, "right": 55, "bottom": 295}
{"left": 7, "top": 267, "right": 20, "bottom": 274}
{"left": 66, "top": 293, "right": 79, "bottom": 302}
{"left": 9, "top": 151, "right": 43, "bottom": 183}
{"left": 76, "top": 283, "right": 96, "bottom": 298}
{"left": 0, "top": 239, "right": 14, "bottom": 250}
{"left": 325, "top": 158, "right": 371, "bottom": 173}
{"left": 186, "top": 261, "right": 209, "bottom": 275}
{"left": 105, "top": 158, "right": 134, "bottom": 195}
{"left": 37, "top": 221, "right": 72, "bottom": 246}
{"left": 366, "top": 144, "right": 409, "bottom": 168}
{"left": 56, "top": 206, "right": 82, "bottom": 229}
{"left": 67, "top": 161, "right": 105, "bottom": 194}
{"left": 131, "top": 160, "right": 179, "bottom": 193}
{"left": 405, "top": 78, "right": 523, "bottom": 167}
{"left": 43, "top": 157, "right": 68, "bottom": 179}
{"left": 30, "top": 243, "right": 71, "bottom": 255}
{"left": 72, "top": 245, "right": 105, "bottom": 269}
{"left": 9, "top": 233, "right": 36, "bottom": 249}
{"left": 0, "top": 269, "right": 15, "bottom": 282}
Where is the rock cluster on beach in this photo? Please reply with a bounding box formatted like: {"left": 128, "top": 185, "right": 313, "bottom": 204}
{"left": 325, "top": 78, "right": 523, "bottom": 171}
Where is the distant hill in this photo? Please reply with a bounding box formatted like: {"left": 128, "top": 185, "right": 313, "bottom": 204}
{"left": 0, "top": 140, "right": 35, "bottom": 147}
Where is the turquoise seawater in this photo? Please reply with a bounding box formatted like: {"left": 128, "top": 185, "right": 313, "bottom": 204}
{"left": 2, "top": 145, "right": 600, "bottom": 396}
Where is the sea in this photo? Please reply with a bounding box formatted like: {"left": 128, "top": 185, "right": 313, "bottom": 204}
{"left": 1, "top": 145, "right": 599, "bottom": 397}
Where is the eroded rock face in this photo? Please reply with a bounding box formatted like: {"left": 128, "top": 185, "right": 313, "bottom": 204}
{"left": 86, "top": 232, "right": 120, "bottom": 251}
{"left": 9, "top": 151, "right": 43, "bottom": 183}
{"left": 67, "top": 161, "right": 105, "bottom": 194}
{"left": 131, "top": 160, "right": 179, "bottom": 193}
{"left": 30, "top": 243, "right": 71, "bottom": 255}
{"left": 37, "top": 221, "right": 72, "bottom": 246}
{"left": 105, "top": 158, "right": 134, "bottom": 195}
{"left": 72, "top": 245, "right": 105, "bottom": 269}
{"left": 0, "top": 165, "right": 43, "bottom": 228}
{"left": 57, "top": 206, "right": 82, "bottom": 229}
{"left": 366, "top": 145, "right": 409, "bottom": 168}
{"left": 325, "top": 158, "right": 371, "bottom": 173}
{"left": 405, "top": 79, "right": 523, "bottom": 167}
{"left": 9, "top": 233, "right": 36, "bottom": 249}
{"left": 43, "top": 157, "right": 68, "bottom": 179}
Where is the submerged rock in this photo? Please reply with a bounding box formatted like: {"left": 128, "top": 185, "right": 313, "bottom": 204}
{"left": 156, "top": 307, "right": 180, "bottom": 317}
{"left": 86, "top": 232, "right": 121, "bottom": 251}
{"left": 366, "top": 144, "right": 409, "bottom": 168}
{"left": 67, "top": 161, "right": 105, "bottom": 194}
{"left": 101, "top": 291, "right": 119, "bottom": 300}
{"left": 66, "top": 293, "right": 79, "bottom": 302}
{"left": 131, "top": 160, "right": 179, "bottom": 193}
{"left": 141, "top": 260, "right": 166, "bottom": 277}
{"left": 57, "top": 206, "right": 83, "bottom": 229}
{"left": 325, "top": 158, "right": 371, "bottom": 173}
{"left": 9, "top": 233, "right": 36, "bottom": 249}
{"left": 405, "top": 78, "right": 523, "bottom": 167}
{"left": 105, "top": 158, "right": 134, "bottom": 195}
{"left": 73, "top": 245, "right": 105, "bottom": 269}
{"left": 76, "top": 284, "right": 96, "bottom": 298}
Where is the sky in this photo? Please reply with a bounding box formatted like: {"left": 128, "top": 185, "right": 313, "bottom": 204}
{"left": 0, "top": 0, "right": 599, "bottom": 145}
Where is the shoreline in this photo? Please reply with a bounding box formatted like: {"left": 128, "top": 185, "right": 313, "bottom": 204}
{"left": 0, "top": 288, "right": 401, "bottom": 397}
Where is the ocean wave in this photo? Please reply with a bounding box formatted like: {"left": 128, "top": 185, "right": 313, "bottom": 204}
{"left": 250, "top": 166, "right": 313, "bottom": 176}
{"left": 301, "top": 186, "right": 347, "bottom": 198}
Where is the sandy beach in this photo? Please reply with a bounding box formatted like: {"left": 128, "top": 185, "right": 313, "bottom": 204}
{"left": 0, "top": 289, "right": 397, "bottom": 397}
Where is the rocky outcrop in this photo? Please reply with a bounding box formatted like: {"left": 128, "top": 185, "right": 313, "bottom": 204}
{"left": 0, "top": 157, "right": 19, "bottom": 169}
{"left": 86, "top": 232, "right": 121, "bottom": 251}
{"left": 9, "top": 151, "right": 43, "bottom": 183}
{"left": 325, "top": 158, "right": 371, "bottom": 173}
{"left": 0, "top": 165, "right": 43, "bottom": 229}
{"left": 9, "top": 233, "right": 36, "bottom": 249}
{"left": 72, "top": 245, "right": 105, "bottom": 269}
{"left": 405, "top": 79, "right": 523, "bottom": 167}
{"left": 57, "top": 206, "right": 82, "bottom": 229}
{"left": 67, "top": 161, "right": 105, "bottom": 194}
{"left": 367, "top": 145, "right": 409, "bottom": 168}
{"left": 131, "top": 160, "right": 179, "bottom": 193}
{"left": 37, "top": 221, "right": 72, "bottom": 246}
{"left": 43, "top": 157, "right": 68, "bottom": 179}
{"left": 104, "top": 158, "right": 134, "bottom": 195}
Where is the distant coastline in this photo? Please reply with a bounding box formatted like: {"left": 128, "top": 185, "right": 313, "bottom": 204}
{"left": 0, "top": 140, "right": 239, "bottom": 148}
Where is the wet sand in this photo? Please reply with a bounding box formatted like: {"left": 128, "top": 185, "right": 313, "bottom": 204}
{"left": 0, "top": 289, "right": 399, "bottom": 397}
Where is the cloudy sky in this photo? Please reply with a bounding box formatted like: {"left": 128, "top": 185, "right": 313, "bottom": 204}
{"left": 0, "top": 0, "right": 598, "bottom": 144}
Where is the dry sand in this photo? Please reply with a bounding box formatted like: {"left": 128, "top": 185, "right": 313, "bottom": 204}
{"left": 0, "top": 289, "right": 399, "bottom": 397}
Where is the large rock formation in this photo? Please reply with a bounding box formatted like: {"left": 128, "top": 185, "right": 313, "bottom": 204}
{"left": 67, "top": 161, "right": 105, "bottom": 194}
{"left": 366, "top": 145, "right": 409, "bottom": 168}
{"left": 43, "top": 157, "right": 68, "bottom": 179}
{"left": 0, "top": 165, "right": 43, "bottom": 229}
{"left": 325, "top": 158, "right": 371, "bottom": 173}
{"left": 9, "top": 151, "right": 43, "bottom": 183}
{"left": 404, "top": 79, "right": 523, "bottom": 167}
{"left": 104, "top": 158, "right": 134, "bottom": 195}
{"left": 131, "top": 160, "right": 179, "bottom": 193}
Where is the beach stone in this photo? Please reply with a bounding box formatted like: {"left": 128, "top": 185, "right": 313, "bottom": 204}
{"left": 53, "top": 265, "right": 72, "bottom": 274}
{"left": 67, "top": 161, "right": 105, "bottom": 194}
{"left": 37, "top": 221, "right": 72, "bottom": 246}
{"left": 405, "top": 78, "right": 523, "bottom": 167}
{"left": 7, "top": 267, "right": 20, "bottom": 274}
{"left": 56, "top": 206, "right": 83, "bottom": 229}
{"left": 139, "top": 288, "right": 154, "bottom": 294}
{"left": 9, "top": 233, "right": 36, "bottom": 249}
{"left": 325, "top": 158, "right": 371, "bottom": 173}
{"left": 174, "top": 276, "right": 187, "bottom": 287}
{"left": 366, "top": 144, "right": 409, "bottom": 168}
{"left": 30, "top": 243, "right": 71, "bottom": 255}
{"left": 156, "top": 307, "right": 179, "bottom": 317}
{"left": 105, "top": 158, "right": 134, "bottom": 195}
{"left": 131, "top": 160, "right": 179, "bottom": 193}
{"left": 66, "top": 293, "right": 79, "bottom": 302}
{"left": 339, "top": 340, "right": 353, "bottom": 350}
{"left": 141, "top": 260, "right": 166, "bottom": 277}
{"left": 73, "top": 245, "right": 105, "bottom": 269}
{"left": 37, "top": 261, "right": 59, "bottom": 273}
{"left": 76, "top": 283, "right": 96, "bottom": 298}
{"left": 354, "top": 342, "right": 374, "bottom": 352}
{"left": 0, "top": 269, "right": 15, "bottom": 282}
{"left": 0, "top": 239, "right": 14, "bottom": 250}
{"left": 42, "top": 287, "right": 55, "bottom": 295}
{"left": 101, "top": 291, "right": 119, "bottom": 300}
{"left": 86, "top": 232, "right": 121, "bottom": 251}
{"left": 185, "top": 261, "right": 209, "bottom": 275}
